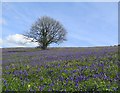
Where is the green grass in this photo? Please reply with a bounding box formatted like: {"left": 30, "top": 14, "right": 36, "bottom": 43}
{"left": 2, "top": 53, "right": 118, "bottom": 92}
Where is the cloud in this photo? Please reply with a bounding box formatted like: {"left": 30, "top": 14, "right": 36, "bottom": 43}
{"left": 0, "top": 38, "right": 2, "bottom": 48}
{"left": 0, "top": 38, "right": 2, "bottom": 45}
{"left": 2, "top": 34, "right": 38, "bottom": 48}
{"left": 0, "top": 18, "right": 6, "bottom": 25}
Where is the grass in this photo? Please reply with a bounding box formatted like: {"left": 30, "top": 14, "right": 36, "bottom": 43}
{"left": 2, "top": 48, "right": 119, "bottom": 92}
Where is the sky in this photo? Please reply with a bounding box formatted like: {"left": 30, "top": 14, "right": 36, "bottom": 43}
{"left": 0, "top": 2, "right": 118, "bottom": 48}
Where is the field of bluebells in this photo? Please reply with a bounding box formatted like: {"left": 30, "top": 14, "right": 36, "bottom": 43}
{"left": 2, "top": 46, "right": 119, "bottom": 92}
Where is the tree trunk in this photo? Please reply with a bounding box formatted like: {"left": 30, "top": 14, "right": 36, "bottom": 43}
{"left": 42, "top": 45, "right": 47, "bottom": 50}
{"left": 41, "top": 43, "right": 47, "bottom": 50}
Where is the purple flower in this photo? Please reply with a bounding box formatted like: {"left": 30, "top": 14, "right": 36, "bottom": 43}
{"left": 58, "top": 64, "right": 60, "bottom": 67}
{"left": 65, "top": 78, "right": 68, "bottom": 83}
{"left": 103, "top": 75, "right": 109, "bottom": 80}
{"left": 3, "top": 79, "right": 6, "bottom": 84}
{"left": 5, "top": 66, "right": 9, "bottom": 70}
{"left": 93, "top": 74, "right": 101, "bottom": 78}
{"left": 6, "top": 72, "right": 11, "bottom": 75}
{"left": 75, "top": 83, "right": 79, "bottom": 88}
{"left": 20, "top": 76, "right": 22, "bottom": 80}
{"left": 48, "top": 88, "right": 52, "bottom": 91}
{"left": 40, "top": 77, "right": 44, "bottom": 81}
{"left": 59, "top": 76, "right": 64, "bottom": 81}
{"left": 3, "top": 78, "right": 8, "bottom": 86}
{"left": 63, "top": 70, "right": 68, "bottom": 73}
{"left": 112, "top": 87, "right": 118, "bottom": 91}
{"left": 19, "top": 70, "right": 23, "bottom": 75}
{"left": 69, "top": 77, "right": 74, "bottom": 81}
{"left": 23, "top": 70, "right": 28, "bottom": 76}
{"left": 25, "top": 78, "right": 29, "bottom": 81}
{"left": 47, "top": 70, "right": 53, "bottom": 75}
{"left": 73, "top": 70, "right": 77, "bottom": 73}
{"left": 49, "top": 83, "right": 54, "bottom": 86}
{"left": 39, "top": 86, "right": 44, "bottom": 91}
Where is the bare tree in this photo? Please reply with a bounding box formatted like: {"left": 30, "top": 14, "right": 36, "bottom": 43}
{"left": 23, "top": 16, "right": 67, "bottom": 50}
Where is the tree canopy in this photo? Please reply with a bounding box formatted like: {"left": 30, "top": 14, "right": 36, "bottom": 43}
{"left": 23, "top": 16, "right": 67, "bottom": 49}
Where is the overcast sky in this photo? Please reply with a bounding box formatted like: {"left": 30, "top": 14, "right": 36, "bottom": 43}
{"left": 1, "top": 2, "right": 118, "bottom": 48}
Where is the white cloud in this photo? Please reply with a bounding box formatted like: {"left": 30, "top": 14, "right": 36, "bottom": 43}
{"left": 2, "top": 34, "right": 38, "bottom": 48}
{"left": 0, "top": 38, "right": 2, "bottom": 45}
{"left": 0, "top": 38, "right": 2, "bottom": 48}
{"left": 0, "top": 18, "right": 6, "bottom": 25}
